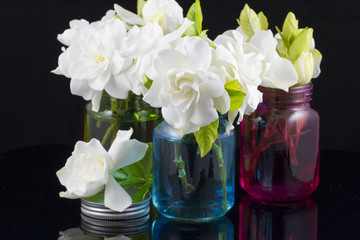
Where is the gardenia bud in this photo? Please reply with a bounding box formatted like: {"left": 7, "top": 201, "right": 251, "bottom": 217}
{"left": 293, "top": 51, "right": 314, "bottom": 85}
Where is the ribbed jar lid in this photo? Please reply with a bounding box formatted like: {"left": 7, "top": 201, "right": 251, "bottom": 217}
{"left": 81, "top": 216, "right": 150, "bottom": 237}
{"left": 80, "top": 193, "right": 151, "bottom": 220}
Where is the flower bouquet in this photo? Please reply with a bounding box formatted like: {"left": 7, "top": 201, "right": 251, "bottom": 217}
{"left": 52, "top": 0, "right": 198, "bottom": 204}
{"left": 53, "top": 0, "right": 323, "bottom": 220}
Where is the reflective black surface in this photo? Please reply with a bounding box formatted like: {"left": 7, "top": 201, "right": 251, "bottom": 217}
{"left": 1, "top": 146, "right": 360, "bottom": 239}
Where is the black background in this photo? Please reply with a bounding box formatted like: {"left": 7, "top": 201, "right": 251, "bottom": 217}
{"left": 1, "top": 0, "right": 359, "bottom": 153}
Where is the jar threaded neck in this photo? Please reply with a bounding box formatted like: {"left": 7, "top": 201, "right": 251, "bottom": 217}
{"left": 260, "top": 83, "right": 313, "bottom": 106}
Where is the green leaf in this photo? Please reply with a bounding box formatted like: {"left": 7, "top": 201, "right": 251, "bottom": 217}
{"left": 116, "top": 142, "right": 153, "bottom": 202}
{"left": 137, "top": 0, "right": 146, "bottom": 17}
{"left": 118, "top": 175, "right": 146, "bottom": 188}
{"left": 111, "top": 170, "right": 127, "bottom": 180}
{"left": 122, "top": 162, "right": 145, "bottom": 179}
{"left": 239, "top": 4, "right": 261, "bottom": 39}
{"left": 184, "top": 0, "right": 203, "bottom": 36}
{"left": 199, "top": 29, "right": 208, "bottom": 39}
{"left": 144, "top": 76, "right": 153, "bottom": 90}
{"left": 275, "top": 26, "right": 289, "bottom": 58}
{"left": 131, "top": 183, "right": 151, "bottom": 202}
{"left": 275, "top": 25, "right": 284, "bottom": 39}
{"left": 138, "top": 143, "right": 152, "bottom": 179}
{"left": 194, "top": 119, "right": 219, "bottom": 157}
{"left": 83, "top": 192, "right": 105, "bottom": 203}
{"left": 282, "top": 12, "right": 299, "bottom": 46}
{"left": 225, "top": 80, "right": 246, "bottom": 111}
{"left": 257, "top": 12, "right": 268, "bottom": 30}
{"left": 289, "top": 28, "right": 313, "bottom": 62}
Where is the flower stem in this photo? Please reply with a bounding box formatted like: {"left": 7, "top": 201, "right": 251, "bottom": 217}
{"left": 173, "top": 142, "right": 195, "bottom": 196}
{"left": 101, "top": 121, "right": 117, "bottom": 147}
{"left": 213, "top": 141, "right": 227, "bottom": 212}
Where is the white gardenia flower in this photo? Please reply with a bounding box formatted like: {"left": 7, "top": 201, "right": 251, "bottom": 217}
{"left": 143, "top": 37, "right": 230, "bottom": 135}
{"left": 142, "top": 0, "right": 184, "bottom": 34}
{"left": 57, "top": 19, "right": 89, "bottom": 46}
{"left": 114, "top": 0, "right": 184, "bottom": 34}
{"left": 213, "top": 30, "right": 264, "bottom": 123}
{"left": 124, "top": 19, "right": 194, "bottom": 95}
{"left": 56, "top": 129, "right": 148, "bottom": 212}
{"left": 243, "top": 29, "right": 298, "bottom": 91}
{"left": 52, "top": 13, "right": 135, "bottom": 111}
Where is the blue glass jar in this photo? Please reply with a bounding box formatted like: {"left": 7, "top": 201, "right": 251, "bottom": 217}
{"left": 151, "top": 215, "right": 234, "bottom": 239}
{"left": 152, "top": 116, "right": 235, "bottom": 221}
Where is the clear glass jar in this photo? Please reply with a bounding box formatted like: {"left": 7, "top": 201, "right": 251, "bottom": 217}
{"left": 85, "top": 91, "right": 161, "bottom": 148}
{"left": 152, "top": 116, "right": 235, "bottom": 221}
{"left": 84, "top": 91, "right": 161, "bottom": 203}
{"left": 240, "top": 83, "right": 320, "bottom": 202}
{"left": 239, "top": 196, "right": 318, "bottom": 240}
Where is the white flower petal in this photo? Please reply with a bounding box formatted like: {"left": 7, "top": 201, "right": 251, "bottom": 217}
{"left": 177, "top": 37, "right": 212, "bottom": 70}
{"left": 261, "top": 57, "right": 298, "bottom": 91}
{"left": 227, "top": 110, "right": 238, "bottom": 133}
{"left": 312, "top": 49, "right": 322, "bottom": 79}
{"left": 106, "top": 236, "right": 131, "bottom": 240}
{"left": 104, "top": 176, "right": 132, "bottom": 212}
{"left": 91, "top": 91, "right": 103, "bottom": 112}
{"left": 88, "top": 70, "right": 112, "bottom": 91}
{"left": 125, "top": 23, "right": 164, "bottom": 58}
{"left": 190, "top": 98, "right": 218, "bottom": 127}
{"left": 162, "top": 107, "right": 200, "bottom": 135}
{"left": 58, "top": 19, "right": 90, "bottom": 46}
{"left": 154, "top": 49, "right": 188, "bottom": 74}
{"left": 108, "top": 130, "right": 149, "bottom": 171}
{"left": 111, "top": 52, "right": 132, "bottom": 75}
{"left": 70, "top": 79, "right": 96, "bottom": 100}
{"left": 159, "top": 18, "right": 193, "bottom": 45}
{"left": 213, "top": 91, "right": 230, "bottom": 114}
{"left": 142, "top": 0, "right": 184, "bottom": 33}
{"left": 142, "top": 74, "right": 163, "bottom": 107}
{"left": 105, "top": 74, "right": 132, "bottom": 100}
{"left": 114, "top": 4, "right": 145, "bottom": 26}
{"left": 294, "top": 52, "right": 314, "bottom": 85}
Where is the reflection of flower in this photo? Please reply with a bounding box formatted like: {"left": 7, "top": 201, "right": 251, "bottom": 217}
{"left": 56, "top": 129, "right": 148, "bottom": 212}
{"left": 143, "top": 37, "right": 230, "bottom": 135}
{"left": 58, "top": 228, "right": 130, "bottom": 240}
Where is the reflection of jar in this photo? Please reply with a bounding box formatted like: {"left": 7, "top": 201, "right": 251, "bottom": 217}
{"left": 152, "top": 116, "right": 235, "bottom": 221}
{"left": 240, "top": 83, "right": 320, "bottom": 201}
{"left": 85, "top": 91, "right": 161, "bottom": 149}
{"left": 152, "top": 215, "right": 234, "bottom": 239}
{"left": 239, "top": 196, "right": 318, "bottom": 240}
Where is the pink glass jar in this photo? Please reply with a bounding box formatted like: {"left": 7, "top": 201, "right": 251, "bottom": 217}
{"left": 240, "top": 83, "right": 320, "bottom": 202}
{"left": 239, "top": 196, "right": 318, "bottom": 240}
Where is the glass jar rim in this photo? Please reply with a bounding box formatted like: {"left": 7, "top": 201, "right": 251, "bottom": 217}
{"left": 259, "top": 83, "right": 313, "bottom": 105}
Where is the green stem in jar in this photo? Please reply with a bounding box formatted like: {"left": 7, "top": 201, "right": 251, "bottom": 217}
{"left": 213, "top": 141, "right": 227, "bottom": 212}
{"left": 173, "top": 142, "right": 195, "bottom": 195}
